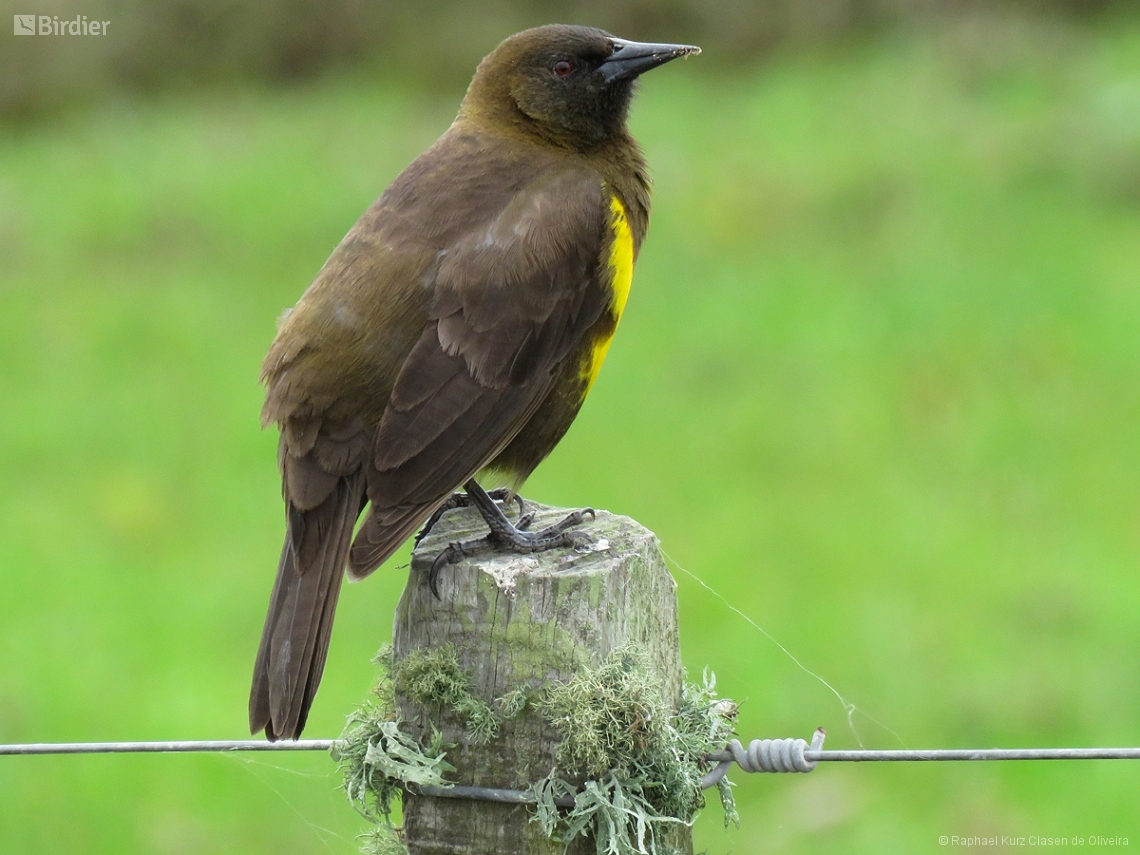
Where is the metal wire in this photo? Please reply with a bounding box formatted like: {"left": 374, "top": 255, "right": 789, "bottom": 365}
{"left": 6, "top": 732, "right": 1140, "bottom": 807}
{"left": 5, "top": 736, "right": 1140, "bottom": 763}
{"left": 0, "top": 740, "right": 334, "bottom": 755}
{"left": 416, "top": 783, "right": 576, "bottom": 808}
{"left": 807, "top": 748, "right": 1140, "bottom": 761}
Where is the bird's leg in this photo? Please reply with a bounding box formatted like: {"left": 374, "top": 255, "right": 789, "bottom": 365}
{"left": 464, "top": 481, "right": 594, "bottom": 547}
{"left": 415, "top": 487, "right": 524, "bottom": 546}
{"left": 427, "top": 479, "right": 595, "bottom": 598}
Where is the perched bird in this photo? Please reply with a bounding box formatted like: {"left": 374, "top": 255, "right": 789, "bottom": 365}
{"left": 249, "top": 24, "right": 699, "bottom": 740}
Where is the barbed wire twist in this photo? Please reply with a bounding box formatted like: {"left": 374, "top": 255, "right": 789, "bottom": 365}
{"left": 701, "top": 726, "right": 826, "bottom": 787}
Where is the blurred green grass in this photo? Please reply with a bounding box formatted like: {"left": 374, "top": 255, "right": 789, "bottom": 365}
{"left": 2, "top": 15, "right": 1140, "bottom": 854}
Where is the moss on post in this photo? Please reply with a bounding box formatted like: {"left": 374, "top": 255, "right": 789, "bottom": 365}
{"left": 394, "top": 503, "right": 692, "bottom": 855}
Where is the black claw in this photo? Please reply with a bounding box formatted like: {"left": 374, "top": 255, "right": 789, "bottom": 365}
{"left": 428, "top": 544, "right": 458, "bottom": 599}
{"left": 427, "top": 534, "right": 496, "bottom": 599}
{"left": 504, "top": 491, "right": 526, "bottom": 518}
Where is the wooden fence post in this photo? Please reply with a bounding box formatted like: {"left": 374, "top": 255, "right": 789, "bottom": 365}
{"left": 393, "top": 502, "right": 692, "bottom": 854}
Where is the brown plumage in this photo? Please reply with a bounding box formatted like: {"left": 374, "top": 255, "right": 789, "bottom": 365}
{"left": 250, "top": 24, "right": 698, "bottom": 740}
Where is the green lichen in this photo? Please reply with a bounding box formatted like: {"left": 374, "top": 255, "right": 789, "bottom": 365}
{"left": 334, "top": 708, "right": 454, "bottom": 823}
{"left": 541, "top": 648, "right": 662, "bottom": 780}
{"left": 393, "top": 644, "right": 501, "bottom": 744}
{"left": 335, "top": 642, "right": 534, "bottom": 832}
{"left": 497, "top": 685, "right": 532, "bottom": 720}
{"left": 332, "top": 645, "right": 454, "bottom": 847}
{"left": 371, "top": 645, "right": 397, "bottom": 713}
{"left": 533, "top": 650, "right": 739, "bottom": 855}
{"left": 359, "top": 825, "right": 409, "bottom": 855}
{"left": 339, "top": 643, "right": 739, "bottom": 855}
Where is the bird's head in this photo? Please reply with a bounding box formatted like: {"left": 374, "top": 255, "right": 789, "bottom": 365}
{"left": 461, "top": 24, "right": 700, "bottom": 148}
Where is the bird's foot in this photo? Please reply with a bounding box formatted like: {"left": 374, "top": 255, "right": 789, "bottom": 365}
{"left": 414, "top": 487, "right": 523, "bottom": 546}
{"left": 427, "top": 480, "right": 595, "bottom": 598}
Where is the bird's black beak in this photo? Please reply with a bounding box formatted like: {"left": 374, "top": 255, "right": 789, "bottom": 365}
{"left": 599, "top": 38, "right": 701, "bottom": 85}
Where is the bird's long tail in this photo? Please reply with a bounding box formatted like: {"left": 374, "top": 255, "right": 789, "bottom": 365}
{"left": 249, "top": 471, "right": 364, "bottom": 741}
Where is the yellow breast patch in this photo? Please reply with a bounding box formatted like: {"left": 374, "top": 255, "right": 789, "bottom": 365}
{"left": 581, "top": 194, "right": 635, "bottom": 392}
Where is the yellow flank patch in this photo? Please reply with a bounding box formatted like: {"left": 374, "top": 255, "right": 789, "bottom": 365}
{"left": 582, "top": 194, "right": 635, "bottom": 391}
{"left": 606, "top": 196, "right": 635, "bottom": 319}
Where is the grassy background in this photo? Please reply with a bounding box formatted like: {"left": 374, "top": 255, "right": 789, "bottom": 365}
{"left": 2, "top": 11, "right": 1140, "bottom": 854}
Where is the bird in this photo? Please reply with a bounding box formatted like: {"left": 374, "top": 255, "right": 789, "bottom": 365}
{"left": 249, "top": 24, "right": 699, "bottom": 741}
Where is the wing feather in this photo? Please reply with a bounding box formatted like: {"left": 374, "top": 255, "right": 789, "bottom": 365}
{"left": 347, "top": 168, "right": 613, "bottom": 578}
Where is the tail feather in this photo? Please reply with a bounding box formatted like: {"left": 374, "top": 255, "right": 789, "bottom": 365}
{"left": 249, "top": 471, "right": 364, "bottom": 740}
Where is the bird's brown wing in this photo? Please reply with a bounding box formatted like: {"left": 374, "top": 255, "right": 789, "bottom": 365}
{"left": 348, "top": 168, "right": 611, "bottom": 576}
{"left": 250, "top": 234, "right": 429, "bottom": 741}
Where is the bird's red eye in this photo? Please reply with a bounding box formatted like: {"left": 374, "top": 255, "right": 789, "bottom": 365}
{"left": 553, "top": 60, "right": 574, "bottom": 77}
